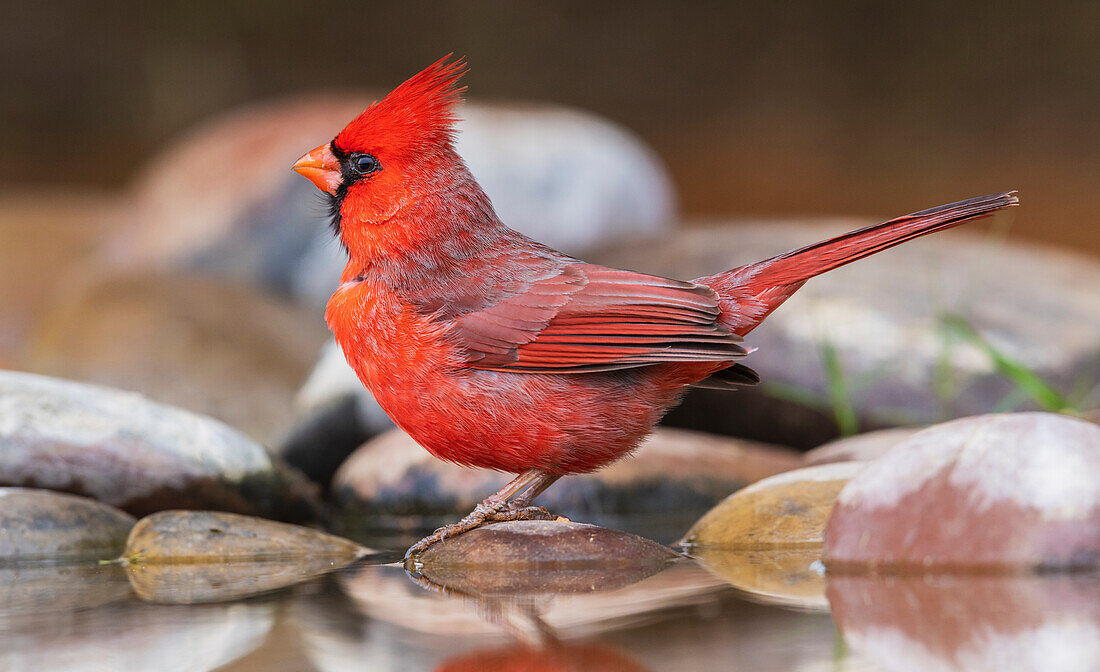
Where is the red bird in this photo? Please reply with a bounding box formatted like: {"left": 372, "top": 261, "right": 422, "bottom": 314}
{"left": 293, "top": 57, "right": 1018, "bottom": 556}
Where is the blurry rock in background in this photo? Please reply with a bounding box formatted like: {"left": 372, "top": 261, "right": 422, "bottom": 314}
{"left": 0, "top": 190, "right": 124, "bottom": 368}
{"left": 828, "top": 573, "right": 1100, "bottom": 672}
{"left": 101, "top": 95, "right": 676, "bottom": 308}
{"left": 27, "top": 272, "right": 329, "bottom": 445}
{"left": 0, "top": 371, "right": 320, "bottom": 523}
{"left": 593, "top": 220, "right": 1100, "bottom": 444}
{"left": 330, "top": 427, "right": 801, "bottom": 545}
{"left": 801, "top": 426, "right": 925, "bottom": 465}
{"left": 824, "top": 412, "right": 1100, "bottom": 570}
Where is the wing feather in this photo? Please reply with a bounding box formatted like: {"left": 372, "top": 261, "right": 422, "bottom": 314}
{"left": 447, "top": 263, "right": 747, "bottom": 373}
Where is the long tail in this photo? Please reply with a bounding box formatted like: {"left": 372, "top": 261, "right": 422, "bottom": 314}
{"left": 698, "top": 191, "right": 1019, "bottom": 335}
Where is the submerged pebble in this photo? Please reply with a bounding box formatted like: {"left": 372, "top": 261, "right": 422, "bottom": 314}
{"left": 824, "top": 412, "right": 1100, "bottom": 569}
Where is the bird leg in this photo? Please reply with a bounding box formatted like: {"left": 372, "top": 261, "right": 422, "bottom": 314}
{"left": 405, "top": 469, "right": 562, "bottom": 558}
{"left": 487, "top": 472, "right": 562, "bottom": 521}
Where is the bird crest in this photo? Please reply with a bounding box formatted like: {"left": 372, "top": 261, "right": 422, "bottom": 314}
{"left": 334, "top": 55, "right": 467, "bottom": 157}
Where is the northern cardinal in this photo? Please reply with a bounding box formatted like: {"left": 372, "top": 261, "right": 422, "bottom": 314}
{"left": 294, "top": 57, "right": 1018, "bottom": 556}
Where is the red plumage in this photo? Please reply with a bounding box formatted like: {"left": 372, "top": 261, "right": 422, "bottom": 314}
{"left": 294, "top": 58, "right": 1017, "bottom": 549}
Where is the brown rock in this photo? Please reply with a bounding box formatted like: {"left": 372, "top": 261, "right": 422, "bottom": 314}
{"left": 828, "top": 573, "right": 1100, "bottom": 671}
{"left": 412, "top": 520, "right": 678, "bottom": 597}
{"left": 824, "top": 412, "right": 1100, "bottom": 570}
{"left": 27, "top": 273, "right": 328, "bottom": 444}
{"left": 679, "top": 462, "right": 865, "bottom": 548}
{"left": 332, "top": 427, "right": 802, "bottom": 543}
{"left": 593, "top": 221, "right": 1100, "bottom": 443}
{"left": 123, "top": 510, "right": 367, "bottom": 563}
{"left": 0, "top": 371, "right": 320, "bottom": 522}
{"left": 0, "top": 488, "right": 135, "bottom": 561}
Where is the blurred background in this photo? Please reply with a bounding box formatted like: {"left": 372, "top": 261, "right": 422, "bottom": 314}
{"left": 2, "top": 1, "right": 1098, "bottom": 252}
{"left": 1, "top": 1, "right": 1097, "bottom": 463}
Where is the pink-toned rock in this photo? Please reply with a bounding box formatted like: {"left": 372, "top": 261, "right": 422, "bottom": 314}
{"left": 802, "top": 427, "right": 924, "bottom": 466}
{"left": 828, "top": 573, "right": 1100, "bottom": 672}
{"left": 824, "top": 412, "right": 1100, "bottom": 569}
{"left": 104, "top": 95, "right": 675, "bottom": 308}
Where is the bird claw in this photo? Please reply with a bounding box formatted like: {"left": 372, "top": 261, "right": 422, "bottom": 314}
{"left": 486, "top": 504, "right": 555, "bottom": 522}
{"left": 404, "top": 505, "right": 559, "bottom": 560}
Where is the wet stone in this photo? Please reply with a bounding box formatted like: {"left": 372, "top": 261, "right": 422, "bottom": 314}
{"left": 0, "top": 371, "right": 320, "bottom": 522}
{"left": 333, "top": 427, "right": 802, "bottom": 543}
{"left": 824, "top": 412, "right": 1100, "bottom": 570}
{"left": 123, "top": 510, "right": 368, "bottom": 563}
{"left": 0, "top": 488, "right": 135, "bottom": 562}
{"left": 679, "top": 462, "right": 865, "bottom": 549}
{"left": 412, "top": 520, "right": 679, "bottom": 597}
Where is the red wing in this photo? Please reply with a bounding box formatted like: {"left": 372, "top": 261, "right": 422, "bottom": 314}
{"left": 450, "top": 264, "right": 748, "bottom": 373}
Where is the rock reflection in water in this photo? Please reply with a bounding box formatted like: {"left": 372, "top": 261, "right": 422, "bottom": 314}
{"left": 0, "top": 562, "right": 132, "bottom": 616}
{"left": 0, "top": 599, "right": 275, "bottom": 672}
{"left": 434, "top": 642, "right": 649, "bottom": 672}
{"left": 125, "top": 557, "right": 361, "bottom": 605}
{"left": 828, "top": 571, "right": 1100, "bottom": 671}
{"left": 691, "top": 546, "right": 828, "bottom": 611}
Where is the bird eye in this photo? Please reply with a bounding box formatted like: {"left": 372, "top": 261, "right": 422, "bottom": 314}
{"left": 351, "top": 153, "right": 381, "bottom": 175}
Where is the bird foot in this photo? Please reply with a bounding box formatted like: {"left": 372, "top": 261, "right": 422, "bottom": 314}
{"left": 486, "top": 504, "right": 555, "bottom": 522}
{"left": 405, "top": 504, "right": 497, "bottom": 559}
{"left": 404, "top": 505, "right": 560, "bottom": 559}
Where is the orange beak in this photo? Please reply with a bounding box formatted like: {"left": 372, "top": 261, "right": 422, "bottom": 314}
{"left": 293, "top": 143, "right": 342, "bottom": 195}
